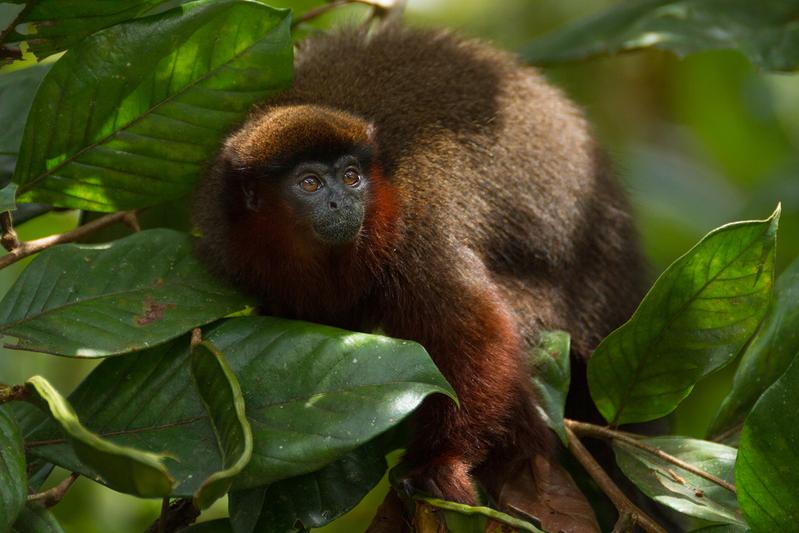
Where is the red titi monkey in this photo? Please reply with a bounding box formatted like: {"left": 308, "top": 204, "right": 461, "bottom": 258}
{"left": 193, "top": 23, "right": 645, "bottom": 504}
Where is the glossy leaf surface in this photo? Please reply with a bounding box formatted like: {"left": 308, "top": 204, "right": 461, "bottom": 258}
{"left": 24, "top": 317, "right": 454, "bottom": 495}
{"left": 523, "top": 0, "right": 799, "bottom": 71}
{"left": 230, "top": 443, "right": 387, "bottom": 532}
{"left": 614, "top": 436, "right": 742, "bottom": 525}
{"left": 528, "top": 330, "right": 570, "bottom": 444}
{"left": 0, "top": 229, "right": 249, "bottom": 357}
{"left": 191, "top": 341, "right": 253, "bottom": 510}
{"left": 0, "top": 407, "right": 26, "bottom": 531}
{"left": 710, "top": 255, "right": 799, "bottom": 440}
{"left": 10, "top": 503, "right": 64, "bottom": 533}
{"left": 25, "top": 375, "right": 174, "bottom": 497}
{"left": 736, "top": 355, "right": 799, "bottom": 530}
{"left": 588, "top": 208, "right": 778, "bottom": 425}
{"left": 3, "top": 1, "right": 169, "bottom": 59}
{"left": 13, "top": 0, "right": 293, "bottom": 211}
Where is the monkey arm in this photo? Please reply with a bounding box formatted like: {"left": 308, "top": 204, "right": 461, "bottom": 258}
{"left": 383, "top": 276, "right": 550, "bottom": 504}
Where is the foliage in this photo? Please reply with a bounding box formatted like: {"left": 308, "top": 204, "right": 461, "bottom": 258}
{"left": 1, "top": 0, "right": 798, "bottom": 532}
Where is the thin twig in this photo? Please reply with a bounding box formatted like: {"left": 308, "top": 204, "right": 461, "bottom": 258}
{"left": 122, "top": 211, "right": 141, "bottom": 232}
{"left": 611, "top": 511, "right": 635, "bottom": 533}
{"left": 27, "top": 472, "right": 79, "bottom": 508}
{"left": 292, "top": 0, "right": 401, "bottom": 28}
{"left": 0, "top": 210, "right": 136, "bottom": 270}
{"left": 565, "top": 419, "right": 737, "bottom": 494}
{"left": 711, "top": 422, "right": 742, "bottom": 445}
{"left": 564, "top": 425, "right": 667, "bottom": 533}
{"left": 158, "top": 497, "right": 169, "bottom": 533}
{"left": 0, "top": 46, "right": 22, "bottom": 60}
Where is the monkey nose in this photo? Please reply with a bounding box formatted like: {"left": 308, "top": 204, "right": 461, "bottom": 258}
{"left": 329, "top": 200, "right": 338, "bottom": 209}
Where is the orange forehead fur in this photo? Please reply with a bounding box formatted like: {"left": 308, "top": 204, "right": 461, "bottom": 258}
{"left": 225, "top": 104, "right": 372, "bottom": 167}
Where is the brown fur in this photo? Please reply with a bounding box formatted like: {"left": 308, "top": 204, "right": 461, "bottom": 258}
{"left": 193, "top": 23, "right": 646, "bottom": 504}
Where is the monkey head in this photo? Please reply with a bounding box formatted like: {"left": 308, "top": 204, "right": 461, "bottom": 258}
{"left": 219, "top": 104, "right": 378, "bottom": 249}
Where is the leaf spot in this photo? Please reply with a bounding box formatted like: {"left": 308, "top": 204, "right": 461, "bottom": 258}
{"left": 135, "top": 298, "right": 175, "bottom": 326}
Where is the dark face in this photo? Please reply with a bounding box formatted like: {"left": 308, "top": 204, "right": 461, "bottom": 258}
{"left": 240, "top": 151, "right": 370, "bottom": 247}
{"left": 284, "top": 153, "right": 368, "bottom": 245}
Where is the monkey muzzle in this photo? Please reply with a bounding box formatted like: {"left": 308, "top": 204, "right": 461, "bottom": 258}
{"left": 312, "top": 200, "right": 364, "bottom": 245}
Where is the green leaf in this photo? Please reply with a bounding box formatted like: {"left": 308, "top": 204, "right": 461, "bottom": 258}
{"left": 24, "top": 317, "right": 454, "bottom": 496}
{"left": 613, "top": 436, "right": 743, "bottom": 525}
{"left": 528, "top": 330, "right": 570, "bottom": 444}
{"left": 710, "top": 255, "right": 799, "bottom": 440}
{"left": 229, "top": 442, "right": 387, "bottom": 532}
{"left": 588, "top": 207, "right": 779, "bottom": 425}
{"left": 178, "top": 519, "right": 234, "bottom": 533}
{"left": 0, "top": 182, "right": 15, "bottom": 213}
{"left": 736, "top": 354, "right": 799, "bottom": 530}
{"left": 0, "top": 228, "right": 250, "bottom": 357}
{"left": 10, "top": 503, "right": 64, "bottom": 533}
{"left": 418, "top": 497, "right": 544, "bottom": 533}
{"left": 2, "top": 1, "right": 170, "bottom": 59}
{"left": 24, "top": 375, "right": 174, "bottom": 497}
{"left": 522, "top": 0, "right": 799, "bottom": 71}
{"left": 0, "top": 407, "right": 26, "bottom": 531}
{"left": 13, "top": 0, "right": 293, "bottom": 211}
{"left": 191, "top": 341, "right": 253, "bottom": 510}
{"left": 0, "top": 65, "right": 50, "bottom": 155}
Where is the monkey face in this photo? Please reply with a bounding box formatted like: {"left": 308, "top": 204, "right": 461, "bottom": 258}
{"left": 281, "top": 153, "right": 369, "bottom": 246}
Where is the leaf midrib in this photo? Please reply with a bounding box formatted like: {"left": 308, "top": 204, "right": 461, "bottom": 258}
{"left": 611, "top": 223, "right": 771, "bottom": 425}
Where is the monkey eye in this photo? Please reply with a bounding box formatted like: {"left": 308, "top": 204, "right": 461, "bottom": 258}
{"left": 299, "top": 175, "right": 322, "bottom": 193}
{"left": 342, "top": 168, "right": 361, "bottom": 187}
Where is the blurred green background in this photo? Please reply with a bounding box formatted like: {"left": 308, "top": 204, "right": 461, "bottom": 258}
{"left": 1, "top": 0, "right": 797, "bottom": 531}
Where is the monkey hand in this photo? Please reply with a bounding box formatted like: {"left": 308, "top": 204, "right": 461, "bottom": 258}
{"left": 395, "top": 455, "right": 479, "bottom": 505}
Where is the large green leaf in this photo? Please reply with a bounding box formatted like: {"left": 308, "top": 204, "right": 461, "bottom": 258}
{"left": 12, "top": 0, "right": 293, "bottom": 211}
{"left": 614, "top": 437, "right": 742, "bottom": 526}
{"left": 523, "top": 0, "right": 799, "bottom": 71}
{"left": 0, "top": 228, "right": 250, "bottom": 357}
{"left": 736, "top": 354, "right": 799, "bottom": 530}
{"left": 25, "top": 375, "right": 174, "bottom": 497}
{"left": 0, "top": 65, "right": 50, "bottom": 155}
{"left": 2, "top": 1, "right": 170, "bottom": 59}
{"left": 191, "top": 341, "right": 253, "bottom": 510}
{"left": 10, "top": 503, "right": 64, "bottom": 533}
{"left": 0, "top": 407, "right": 26, "bottom": 531}
{"left": 528, "top": 330, "right": 570, "bottom": 445}
{"left": 24, "top": 317, "right": 454, "bottom": 496}
{"left": 229, "top": 443, "right": 387, "bottom": 532}
{"left": 710, "top": 255, "right": 799, "bottom": 440}
{"left": 588, "top": 208, "right": 778, "bottom": 425}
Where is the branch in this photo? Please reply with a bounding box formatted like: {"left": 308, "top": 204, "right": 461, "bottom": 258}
{"left": 27, "top": 472, "right": 79, "bottom": 508}
{"left": 0, "top": 384, "right": 26, "bottom": 404}
{"left": 0, "top": 210, "right": 136, "bottom": 270}
{"left": 292, "top": 0, "right": 403, "bottom": 28}
{"left": 1, "top": 211, "right": 20, "bottom": 250}
{"left": 0, "top": 46, "right": 22, "bottom": 61}
{"left": 565, "top": 419, "right": 736, "bottom": 494}
{"left": 564, "top": 425, "right": 667, "bottom": 533}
